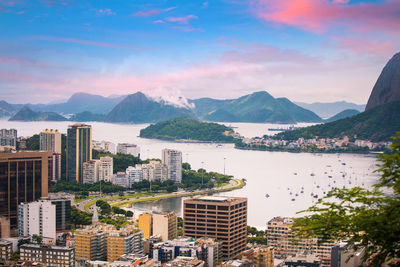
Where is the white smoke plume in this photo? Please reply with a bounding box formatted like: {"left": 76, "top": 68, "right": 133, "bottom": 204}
{"left": 144, "top": 87, "right": 195, "bottom": 109}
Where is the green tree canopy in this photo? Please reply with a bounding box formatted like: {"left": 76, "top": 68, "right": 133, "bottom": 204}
{"left": 293, "top": 133, "right": 400, "bottom": 266}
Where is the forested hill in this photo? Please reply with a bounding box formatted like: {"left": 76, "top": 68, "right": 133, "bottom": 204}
{"left": 274, "top": 101, "right": 400, "bottom": 142}
{"left": 139, "top": 117, "right": 237, "bottom": 142}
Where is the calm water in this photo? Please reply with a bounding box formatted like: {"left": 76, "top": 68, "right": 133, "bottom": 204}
{"left": 0, "top": 120, "right": 379, "bottom": 229}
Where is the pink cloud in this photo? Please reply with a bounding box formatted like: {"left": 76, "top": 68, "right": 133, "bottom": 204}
{"left": 35, "top": 36, "right": 145, "bottom": 50}
{"left": 133, "top": 9, "right": 161, "bottom": 17}
{"left": 0, "top": 7, "right": 8, "bottom": 12}
{"left": 331, "top": 36, "right": 395, "bottom": 57}
{"left": 173, "top": 26, "right": 204, "bottom": 32}
{"left": 96, "top": 8, "right": 115, "bottom": 16}
{"left": 167, "top": 15, "right": 197, "bottom": 24}
{"left": 0, "top": 56, "right": 53, "bottom": 68}
{"left": 253, "top": 0, "right": 400, "bottom": 36}
{"left": 16, "top": 10, "right": 25, "bottom": 14}
{"left": 153, "top": 20, "right": 165, "bottom": 24}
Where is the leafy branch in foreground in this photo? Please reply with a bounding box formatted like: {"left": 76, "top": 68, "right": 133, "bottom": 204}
{"left": 292, "top": 133, "right": 400, "bottom": 267}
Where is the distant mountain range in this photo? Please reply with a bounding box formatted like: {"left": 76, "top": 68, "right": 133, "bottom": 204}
{"left": 276, "top": 52, "right": 400, "bottom": 141}
{"left": 324, "top": 109, "right": 360, "bottom": 123}
{"left": 9, "top": 106, "right": 69, "bottom": 122}
{"left": 295, "top": 101, "right": 365, "bottom": 118}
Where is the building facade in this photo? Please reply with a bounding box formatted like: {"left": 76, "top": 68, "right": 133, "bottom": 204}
{"left": 20, "top": 244, "right": 75, "bottom": 267}
{"left": 126, "top": 165, "right": 143, "bottom": 186}
{"left": 75, "top": 224, "right": 108, "bottom": 261}
{"left": 117, "top": 143, "right": 140, "bottom": 157}
{"left": 142, "top": 161, "right": 168, "bottom": 182}
{"left": 112, "top": 172, "right": 128, "bottom": 188}
{"left": 0, "top": 151, "right": 51, "bottom": 233}
{"left": 18, "top": 199, "right": 56, "bottom": 239}
{"left": 138, "top": 212, "right": 153, "bottom": 239}
{"left": 66, "top": 123, "right": 92, "bottom": 183}
{"left": 49, "top": 197, "right": 71, "bottom": 232}
{"left": 107, "top": 227, "right": 143, "bottom": 262}
{"left": 40, "top": 129, "right": 61, "bottom": 154}
{"left": 153, "top": 212, "right": 177, "bottom": 242}
{"left": 0, "top": 239, "right": 12, "bottom": 263}
{"left": 162, "top": 149, "right": 182, "bottom": 184}
{"left": 267, "top": 217, "right": 334, "bottom": 267}
{"left": 98, "top": 156, "right": 113, "bottom": 182}
{"left": 183, "top": 196, "right": 247, "bottom": 260}
{"left": 0, "top": 129, "right": 17, "bottom": 148}
{"left": 83, "top": 160, "right": 100, "bottom": 184}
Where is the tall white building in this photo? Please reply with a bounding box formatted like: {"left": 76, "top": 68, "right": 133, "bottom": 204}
{"left": 117, "top": 143, "right": 140, "bottom": 157}
{"left": 142, "top": 161, "right": 167, "bottom": 182}
{"left": 98, "top": 156, "right": 113, "bottom": 182}
{"left": 162, "top": 149, "right": 182, "bottom": 184}
{"left": 18, "top": 200, "right": 56, "bottom": 239}
{"left": 126, "top": 165, "right": 143, "bottom": 186}
{"left": 83, "top": 160, "right": 100, "bottom": 184}
{"left": 0, "top": 129, "right": 17, "bottom": 148}
{"left": 112, "top": 172, "right": 129, "bottom": 188}
{"left": 39, "top": 129, "right": 61, "bottom": 154}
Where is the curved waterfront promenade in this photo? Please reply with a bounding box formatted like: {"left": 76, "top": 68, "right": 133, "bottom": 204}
{"left": 78, "top": 179, "right": 245, "bottom": 213}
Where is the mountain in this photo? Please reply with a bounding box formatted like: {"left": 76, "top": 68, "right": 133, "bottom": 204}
{"left": 189, "top": 98, "right": 229, "bottom": 118}
{"left": 39, "top": 92, "right": 126, "bottom": 114}
{"left": 9, "top": 106, "right": 68, "bottom": 121}
{"left": 325, "top": 109, "right": 360, "bottom": 123}
{"left": 295, "top": 101, "right": 365, "bottom": 118}
{"left": 274, "top": 101, "right": 400, "bottom": 142}
{"left": 69, "top": 111, "right": 105, "bottom": 122}
{"left": 0, "top": 100, "right": 22, "bottom": 117}
{"left": 104, "top": 92, "right": 195, "bottom": 123}
{"left": 198, "top": 91, "right": 322, "bottom": 123}
{"left": 366, "top": 52, "right": 400, "bottom": 110}
{"left": 139, "top": 117, "right": 237, "bottom": 142}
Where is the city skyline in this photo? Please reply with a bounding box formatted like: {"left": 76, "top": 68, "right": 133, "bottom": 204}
{"left": 1, "top": 0, "right": 399, "bottom": 104}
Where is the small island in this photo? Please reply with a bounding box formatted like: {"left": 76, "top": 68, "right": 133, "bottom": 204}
{"left": 139, "top": 117, "right": 239, "bottom": 143}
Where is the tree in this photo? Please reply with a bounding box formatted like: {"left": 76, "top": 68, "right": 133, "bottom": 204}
{"left": 293, "top": 133, "right": 400, "bottom": 266}
{"left": 32, "top": 234, "right": 43, "bottom": 244}
{"left": 182, "top": 162, "right": 191, "bottom": 170}
{"left": 126, "top": 211, "right": 133, "bottom": 217}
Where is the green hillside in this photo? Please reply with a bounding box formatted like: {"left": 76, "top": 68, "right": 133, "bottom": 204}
{"left": 139, "top": 117, "right": 237, "bottom": 142}
{"left": 274, "top": 101, "right": 400, "bottom": 142}
{"left": 9, "top": 106, "right": 68, "bottom": 121}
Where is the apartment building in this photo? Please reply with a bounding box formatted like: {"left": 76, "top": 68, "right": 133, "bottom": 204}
{"left": 98, "top": 156, "right": 113, "bottom": 182}
{"left": 153, "top": 212, "right": 177, "bottom": 242}
{"left": 162, "top": 149, "right": 182, "bottom": 184}
{"left": 20, "top": 244, "right": 75, "bottom": 267}
{"left": 183, "top": 196, "right": 247, "bottom": 260}
{"left": 107, "top": 226, "right": 143, "bottom": 262}
{"left": 75, "top": 224, "right": 109, "bottom": 261}
{"left": 0, "top": 239, "right": 12, "bottom": 263}
{"left": 142, "top": 161, "right": 168, "bottom": 182}
{"left": 240, "top": 246, "right": 274, "bottom": 267}
{"left": 138, "top": 212, "right": 153, "bottom": 239}
{"left": 83, "top": 160, "right": 100, "bottom": 184}
{"left": 0, "top": 129, "right": 17, "bottom": 148}
{"left": 117, "top": 143, "right": 140, "bottom": 157}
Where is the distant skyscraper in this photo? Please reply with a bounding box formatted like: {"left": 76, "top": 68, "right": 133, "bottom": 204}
{"left": 66, "top": 123, "right": 92, "bottom": 183}
{"left": 40, "top": 129, "right": 62, "bottom": 181}
{"left": 0, "top": 129, "right": 17, "bottom": 148}
{"left": 18, "top": 199, "right": 56, "bottom": 239}
{"left": 162, "top": 149, "right": 182, "bottom": 184}
{"left": 0, "top": 151, "right": 51, "bottom": 233}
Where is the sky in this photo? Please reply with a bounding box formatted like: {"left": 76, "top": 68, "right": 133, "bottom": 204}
{"left": 0, "top": 0, "right": 399, "bottom": 104}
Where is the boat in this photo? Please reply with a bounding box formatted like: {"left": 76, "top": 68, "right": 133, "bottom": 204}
{"left": 291, "top": 198, "right": 295, "bottom": 201}
{"left": 310, "top": 173, "right": 315, "bottom": 176}
{"left": 294, "top": 172, "right": 297, "bottom": 175}
{"left": 295, "top": 193, "right": 298, "bottom": 197}
{"left": 265, "top": 194, "right": 270, "bottom": 198}
{"left": 342, "top": 163, "right": 346, "bottom": 165}
{"left": 328, "top": 175, "right": 332, "bottom": 178}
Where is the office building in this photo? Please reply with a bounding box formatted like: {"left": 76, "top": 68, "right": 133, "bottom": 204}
{"left": 98, "top": 156, "right": 113, "bottom": 182}
{"left": 162, "top": 149, "right": 182, "bottom": 184}
{"left": 0, "top": 239, "right": 12, "bottom": 263}
{"left": 240, "top": 246, "right": 274, "bottom": 267}
{"left": 49, "top": 197, "right": 71, "bottom": 232}
{"left": 126, "top": 165, "right": 143, "bottom": 186}
{"left": 83, "top": 160, "right": 100, "bottom": 184}
{"left": 0, "top": 129, "right": 17, "bottom": 148}
{"left": 183, "top": 196, "right": 247, "bottom": 260}
{"left": 40, "top": 129, "right": 62, "bottom": 181}
{"left": 67, "top": 123, "right": 92, "bottom": 183}
{"left": 117, "top": 143, "right": 140, "bottom": 157}
{"left": 107, "top": 226, "right": 143, "bottom": 262}
{"left": 20, "top": 244, "right": 75, "bottom": 267}
{"left": 18, "top": 199, "right": 56, "bottom": 239}
{"left": 138, "top": 212, "right": 153, "bottom": 239}
{"left": 267, "top": 217, "right": 334, "bottom": 267}
{"left": 142, "top": 161, "right": 167, "bottom": 182}
{"left": 0, "top": 151, "right": 51, "bottom": 233}
{"left": 75, "top": 224, "right": 109, "bottom": 261}
{"left": 40, "top": 129, "right": 61, "bottom": 153}
{"left": 112, "top": 172, "right": 128, "bottom": 188}
{"left": 153, "top": 212, "right": 177, "bottom": 242}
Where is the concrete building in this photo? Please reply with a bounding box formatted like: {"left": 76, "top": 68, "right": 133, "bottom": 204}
{"left": 153, "top": 237, "right": 220, "bottom": 267}
{"left": 331, "top": 244, "right": 364, "bottom": 267}
{"left": 0, "top": 129, "right": 17, "bottom": 148}
{"left": 83, "top": 160, "right": 100, "bottom": 184}
{"left": 164, "top": 256, "right": 205, "bottom": 267}
{"left": 0, "top": 239, "right": 12, "bottom": 263}
{"left": 0, "top": 151, "right": 51, "bottom": 234}
{"left": 98, "top": 156, "right": 113, "bottom": 182}
{"left": 0, "top": 217, "right": 10, "bottom": 238}
{"left": 107, "top": 226, "right": 143, "bottom": 262}
{"left": 75, "top": 224, "right": 109, "bottom": 261}
{"left": 183, "top": 196, "right": 247, "bottom": 260}
{"left": 67, "top": 123, "right": 92, "bottom": 183}
{"left": 162, "top": 149, "right": 182, "bottom": 184}
{"left": 267, "top": 217, "right": 334, "bottom": 267}
{"left": 126, "top": 165, "right": 143, "bottom": 186}
{"left": 20, "top": 244, "right": 75, "bottom": 267}
{"left": 117, "top": 143, "right": 140, "bottom": 157}
{"left": 240, "top": 246, "right": 274, "bottom": 267}
{"left": 142, "top": 161, "right": 168, "bottom": 182}
{"left": 153, "top": 212, "right": 177, "bottom": 242}
{"left": 93, "top": 140, "right": 116, "bottom": 154}
{"left": 138, "top": 213, "right": 153, "bottom": 239}
{"left": 40, "top": 129, "right": 61, "bottom": 154}
{"left": 112, "top": 172, "right": 128, "bottom": 188}
{"left": 18, "top": 199, "right": 56, "bottom": 240}
{"left": 49, "top": 197, "right": 71, "bottom": 232}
